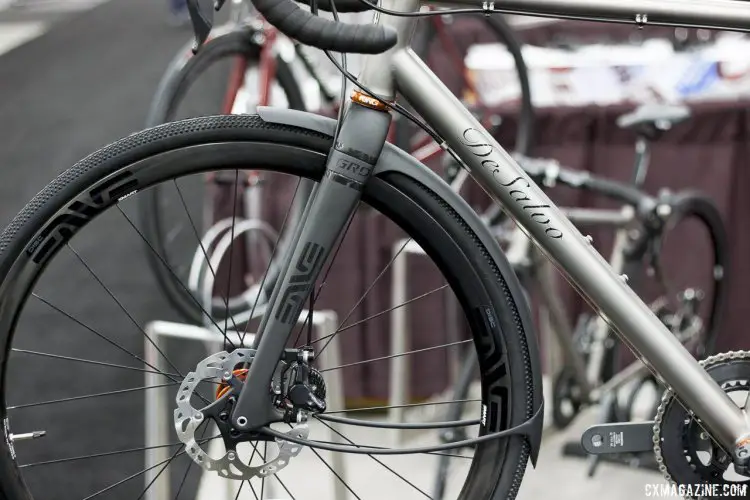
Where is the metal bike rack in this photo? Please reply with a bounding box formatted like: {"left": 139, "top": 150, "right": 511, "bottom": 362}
{"left": 143, "top": 310, "right": 346, "bottom": 500}
{"left": 387, "top": 238, "right": 463, "bottom": 444}
{"left": 387, "top": 238, "right": 415, "bottom": 445}
{"left": 387, "top": 235, "right": 565, "bottom": 443}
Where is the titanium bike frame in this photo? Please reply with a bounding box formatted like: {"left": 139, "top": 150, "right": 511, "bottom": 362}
{"left": 500, "top": 189, "right": 697, "bottom": 407}
{"left": 233, "top": 0, "right": 750, "bottom": 462}
{"left": 507, "top": 204, "right": 638, "bottom": 402}
{"left": 500, "top": 128, "right": 658, "bottom": 397}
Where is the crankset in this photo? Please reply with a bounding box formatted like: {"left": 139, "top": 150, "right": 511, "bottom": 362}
{"left": 655, "top": 351, "right": 750, "bottom": 493}
{"left": 173, "top": 347, "right": 327, "bottom": 480}
{"left": 574, "top": 390, "right": 658, "bottom": 477}
{"left": 581, "top": 420, "right": 656, "bottom": 456}
{"left": 578, "top": 351, "right": 750, "bottom": 494}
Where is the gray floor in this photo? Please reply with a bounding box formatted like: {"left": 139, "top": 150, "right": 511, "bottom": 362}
{"left": 519, "top": 409, "right": 661, "bottom": 500}
{"left": 188, "top": 385, "right": 664, "bottom": 500}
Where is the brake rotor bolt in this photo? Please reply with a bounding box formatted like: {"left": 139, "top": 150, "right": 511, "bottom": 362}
{"left": 219, "top": 412, "right": 229, "bottom": 421}
{"left": 223, "top": 370, "right": 232, "bottom": 380}
{"left": 227, "top": 451, "right": 236, "bottom": 461}
{"left": 194, "top": 412, "right": 203, "bottom": 421}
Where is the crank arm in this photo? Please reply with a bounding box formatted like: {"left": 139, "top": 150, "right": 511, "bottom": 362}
{"left": 581, "top": 421, "right": 656, "bottom": 455}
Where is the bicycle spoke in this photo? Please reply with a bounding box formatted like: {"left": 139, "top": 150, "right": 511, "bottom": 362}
{"left": 272, "top": 471, "right": 297, "bottom": 500}
{"left": 239, "top": 178, "right": 303, "bottom": 346}
{"left": 223, "top": 441, "right": 263, "bottom": 500}
{"left": 31, "top": 293, "right": 178, "bottom": 383}
{"left": 292, "top": 207, "right": 358, "bottom": 347}
{"left": 8, "top": 382, "right": 178, "bottom": 410}
{"left": 248, "top": 477, "right": 260, "bottom": 500}
{"left": 136, "top": 446, "right": 181, "bottom": 500}
{"left": 311, "top": 436, "right": 473, "bottom": 459}
{"left": 260, "top": 442, "right": 267, "bottom": 499}
{"left": 67, "top": 243, "right": 184, "bottom": 377}
{"left": 81, "top": 445, "right": 183, "bottom": 500}
{"left": 257, "top": 443, "right": 297, "bottom": 500}
{"left": 172, "top": 179, "right": 241, "bottom": 336}
{"left": 325, "top": 398, "right": 481, "bottom": 415}
{"left": 314, "top": 420, "right": 474, "bottom": 460}
{"left": 309, "top": 446, "right": 362, "bottom": 500}
{"left": 316, "top": 238, "right": 413, "bottom": 357}
{"left": 115, "top": 206, "right": 237, "bottom": 349}
{"left": 173, "top": 457, "right": 193, "bottom": 500}
{"left": 315, "top": 419, "right": 432, "bottom": 498}
{"left": 223, "top": 169, "right": 241, "bottom": 349}
{"left": 320, "top": 339, "right": 471, "bottom": 373}
{"left": 80, "top": 435, "right": 218, "bottom": 500}
{"left": 173, "top": 420, "right": 210, "bottom": 500}
{"left": 424, "top": 451, "right": 473, "bottom": 459}
{"left": 311, "top": 284, "right": 448, "bottom": 346}
{"left": 30, "top": 295, "right": 212, "bottom": 408}
{"left": 20, "top": 441, "right": 191, "bottom": 468}
{"left": 234, "top": 480, "right": 246, "bottom": 500}
{"left": 12, "top": 348, "right": 179, "bottom": 378}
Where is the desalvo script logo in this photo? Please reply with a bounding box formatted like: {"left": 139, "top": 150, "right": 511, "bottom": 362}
{"left": 461, "top": 128, "right": 563, "bottom": 239}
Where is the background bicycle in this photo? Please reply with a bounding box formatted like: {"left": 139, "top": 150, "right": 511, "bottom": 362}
{"left": 429, "top": 101, "right": 729, "bottom": 497}
{"left": 140, "top": 2, "right": 536, "bottom": 328}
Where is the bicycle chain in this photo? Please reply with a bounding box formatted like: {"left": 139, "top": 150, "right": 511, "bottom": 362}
{"left": 653, "top": 350, "right": 750, "bottom": 496}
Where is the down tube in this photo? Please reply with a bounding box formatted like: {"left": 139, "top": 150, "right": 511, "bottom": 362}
{"left": 392, "top": 48, "right": 749, "bottom": 452}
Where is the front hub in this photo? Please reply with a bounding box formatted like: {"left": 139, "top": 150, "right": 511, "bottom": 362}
{"left": 173, "top": 347, "right": 326, "bottom": 479}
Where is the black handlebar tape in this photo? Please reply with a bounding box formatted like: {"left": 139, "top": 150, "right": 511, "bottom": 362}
{"left": 294, "top": 0, "right": 373, "bottom": 13}
{"left": 252, "top": 0, "right": 397, "bottom": 54}
{"left": 578, "top": 175, "right": 646, "bottom": 207}
{"left": 517, "top": 156, "right": 646, "bottom": 207}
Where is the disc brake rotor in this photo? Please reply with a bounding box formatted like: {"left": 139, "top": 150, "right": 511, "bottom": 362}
{"left": 173, "top": 348, "right": 308, "bottom": 480}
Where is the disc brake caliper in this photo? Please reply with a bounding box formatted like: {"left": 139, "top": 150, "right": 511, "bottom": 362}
{"left": 173, "top": 349, "right": 308, "bottom": 480}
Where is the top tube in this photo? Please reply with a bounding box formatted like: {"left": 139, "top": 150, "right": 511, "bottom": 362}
{"left": 423, "top": 0, "right": 750, "bottom": 33}
{"left": 356, "top": 0, "right": 750, "bottom": 107}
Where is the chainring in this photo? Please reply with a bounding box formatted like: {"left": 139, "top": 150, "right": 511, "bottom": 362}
{"left": 654, "top": 351, "right": 750, "bottom": 497}
{"left": 173, "top": 349, "right": 308, "bottom": 480}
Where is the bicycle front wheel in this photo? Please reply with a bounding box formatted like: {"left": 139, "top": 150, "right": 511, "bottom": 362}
{"left": 0, "top": 114, "right": 538, "bottom": 499}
